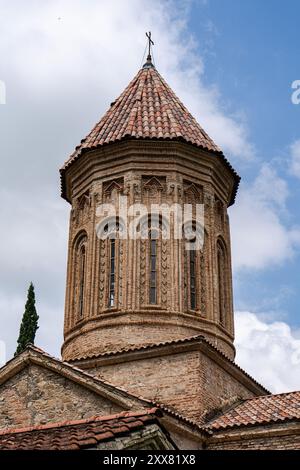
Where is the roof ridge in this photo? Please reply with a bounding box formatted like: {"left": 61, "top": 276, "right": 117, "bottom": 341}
{"left": 67, "top": 334, "right": 269, "bottom": 394}
{"left": 2, "top": 344, "right": 154, "bottom": 408}
{"left": 241, "top": 389, "right": 300, "bottom": 402}
{"left": 67, "top": 334, "right": 203, "bottom": 361}
{"left": 206, "top": 416, "right": 300, "bottom": 432}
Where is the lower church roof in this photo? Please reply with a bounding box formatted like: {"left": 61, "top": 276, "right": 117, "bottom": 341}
{"left": 0, "top": 409, "right": 166, "bottom": 450}
{"left": 206, "top": 390, "right": 300, "bottom": 431}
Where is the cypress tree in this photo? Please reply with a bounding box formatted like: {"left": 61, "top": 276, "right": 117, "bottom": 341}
{"left": 15, "top": 282, "right": 39, "bottom": 356}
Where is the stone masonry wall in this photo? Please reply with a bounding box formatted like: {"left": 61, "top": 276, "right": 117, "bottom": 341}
{"left": 0, "top": 364, "right": 123, "bottom": 431}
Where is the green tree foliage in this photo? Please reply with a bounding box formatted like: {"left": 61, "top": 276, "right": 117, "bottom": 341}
{"left": 15, "top": 282, "right": 39, "bottom": 356}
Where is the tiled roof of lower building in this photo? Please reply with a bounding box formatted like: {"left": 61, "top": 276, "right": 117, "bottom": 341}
{"left": 0, "top": 409, "right": 161, "bottom": 450}
{"left": 206, "top": 391, "right": 300, "bottom": 431}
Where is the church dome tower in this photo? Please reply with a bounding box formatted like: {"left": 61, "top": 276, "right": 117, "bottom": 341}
{"left": 60, "top": 54, "right": 240, "bottom": 362}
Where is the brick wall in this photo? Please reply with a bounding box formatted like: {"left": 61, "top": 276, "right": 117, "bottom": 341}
{"left": 62, "top": 141, "right": 237, "bottom": 363}
{"left": 0, "top": 364, "right": 123, "bottom": 430}
{"left": 62, "top": 316, "right": 235, "bottom": 362}
{"left": 88, "top": 348, "right": 258, "bottom": 423}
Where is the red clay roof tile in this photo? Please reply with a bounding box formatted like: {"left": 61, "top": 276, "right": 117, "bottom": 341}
{"left": 206, "top": 391, "right": 300, "bottom": 431}
{"left": 62, "top": 65, "right": 221, "bottom": 171}
{"left": 60, "top": 64, "right": 240, "bottom": 205}
{"left": 0, "top": 409, "right": 160, "bottom": 450}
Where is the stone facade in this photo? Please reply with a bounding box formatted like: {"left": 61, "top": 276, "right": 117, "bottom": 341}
{"left": 0, "top": 364, "right": 123, "bottom": 430}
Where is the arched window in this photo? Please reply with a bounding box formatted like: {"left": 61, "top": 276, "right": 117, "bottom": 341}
{"left": 99, "top": 218, "right": 123, "bottom": 309}
{"left": 217, "top": 239, "right": 227, "bottom": 326}
{"left": 73, "top": 233, "right": 87, "bottom": 321}
{"left": 138, "top": 213, "right": 169, "bottom": 307}
{"left": 183, "top": 221, "right": 204, "bottom": 311}
{"left": 147, "top": 215, "right": 165, "bottom": 305}
{"left": 78, "top": 244, "right": 86, "bottom": 318}
{"left": 189, "top": 246, "right": 197, "bottom": 310}
{"left": 140, "top": 215, "right": 161, "bottom": 305}
{"left": 149, "top": 225, "right": 159, "bottom": 304}
{"left": 108, "top": 238, "right": 116, "bottom": 307}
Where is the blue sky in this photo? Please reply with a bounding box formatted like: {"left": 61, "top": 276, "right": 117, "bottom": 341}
{"left": 185, "top": 0, "right": 300, "bottom": 328}
{"left": 0, "top": 0, "right": 299, "bottom": 392}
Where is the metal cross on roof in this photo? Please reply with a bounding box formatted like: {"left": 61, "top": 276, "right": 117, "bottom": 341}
{"left": 146, "top": 31, "right": 154, "bottom": 59}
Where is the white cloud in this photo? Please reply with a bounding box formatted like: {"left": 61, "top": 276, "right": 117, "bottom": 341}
{"left": 0, "top": 189, "right": 67, "bottom": 359}
{"left": 252, "top": 164, "right": 289, "bottom": 210}
{"left": 163, "top": 68, "right": 255, "bottom": 162}
{"left": 289, "top": 140, "right": 300, "bottom": 179}
{"left": 230, "top": 164, "right": 300, "bottom": 270}
{"left": 0, "top": 341, "right": 6, "bottom": 367}
{"left": 0, "top": 0, "right": 255, "bottom": 359}
{"left": 0, "top": 0, "right": 253, "bottom": 163}
{"left": 235, "top": 311, "right": 300, "bottom": 393}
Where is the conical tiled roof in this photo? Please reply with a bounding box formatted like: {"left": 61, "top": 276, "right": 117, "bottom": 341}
{"left": 61, "top": 62, "right": 240, "bottom": 203}
{"left": 64, "top": 64, "right": 222, "bottom": 167}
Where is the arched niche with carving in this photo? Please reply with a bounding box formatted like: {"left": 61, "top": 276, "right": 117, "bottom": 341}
{"left": 71, "top": 231, "right": 88, "bottom": 323}
{"left": 216, "top": 237, "right": 228, "bottom": 327}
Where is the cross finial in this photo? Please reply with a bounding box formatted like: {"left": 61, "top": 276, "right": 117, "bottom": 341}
{"left": 143, "top": 31, "right": 154, "bottom": 68}
{"left": 146, "top": 31, "right": 154, "bottom": 60}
